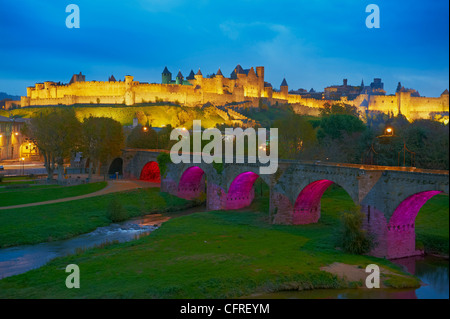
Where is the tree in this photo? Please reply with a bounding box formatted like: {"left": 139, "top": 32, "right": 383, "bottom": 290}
{"left": 22, "top": 108, "right": 80, "bottom": 181}
{"left": 320, "top": 102, "right": 359, "bottom": 117}
{"left": 317, "top": 114, "right": 366, "bottom": 141}
{"left": 80, "top": 116, "right": 124, "bottom": 179}
{"left": 272, "top": 115, "right": 317, "bottom": 159}
{"left": 402, "top": 119, "right": 449, "bottom": 170}
{"left": 126, "top": 125, "right": 159, "bottom": 149}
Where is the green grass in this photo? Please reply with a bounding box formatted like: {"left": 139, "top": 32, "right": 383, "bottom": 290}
{"left": 1, "top": 176, "right": 35, "bottom": 181}
{"left": 0, "top": 185, "right": 59, "bottom": 193}
{"left": 0, "top": 187, "right": 193, "bottom": 248}
{"left": 0, "top": 186, "right": 420, "bottom": 298}
{"left": 0, "top": 182, "right": 107, "bottom": 207}
{"left": 416, "top": 194, "right": 449, "bottom": 255}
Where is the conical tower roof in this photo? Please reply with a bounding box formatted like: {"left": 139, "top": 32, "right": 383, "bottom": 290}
{"left": 162, "top": 66, "right": 171, "bottom": 75}
{"left": 216, "top": 68, "right": 223, "bottom": 76}
{"left": 196, "top": 69, "right": 203, "bottom": 76}
{"left": 186, "top": 70, "right": 195, "bottom": 80}
{"left": 281, "top": 78, "right": 288, "bottom": 87}
{"left": 176, "top": 70, "right": 183, "bottom": 78}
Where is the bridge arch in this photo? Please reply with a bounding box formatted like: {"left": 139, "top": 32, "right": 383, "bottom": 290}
{"left": 108, "top": 157, "right": 123, "bottom": 176}
{"left": 139, "top": 161, "right": 161, "bottom": 182}
{"left": 384, "top": 190, "right": 444, "bottom": 258}
{"left": 290, "top": 178, "right": 358, "bottom": 225}
{"left": 226, "top": 171, "right": 263, "bottom": 210}
{"left": 177, "top": 166, "right": 206, "bottom": 200}
{"left": 292, "top": 179, "right": 335, "bottom": 224}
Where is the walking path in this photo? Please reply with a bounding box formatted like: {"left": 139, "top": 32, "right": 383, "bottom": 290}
{"left": 0, "top": 180, "right": 159, "bottom": 210}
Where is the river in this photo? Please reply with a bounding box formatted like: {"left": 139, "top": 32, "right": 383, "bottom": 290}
{"left": 0, "top": 211, "right": 448, "bottom": 299}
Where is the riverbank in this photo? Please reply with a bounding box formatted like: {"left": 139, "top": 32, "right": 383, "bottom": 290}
{"left": 0, "top": 187, "right": 195, "bottom": 248}
{"left": 0, "top": 187, "right": 424, "bottom": 298}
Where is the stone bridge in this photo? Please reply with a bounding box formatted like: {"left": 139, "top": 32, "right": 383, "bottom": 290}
{"left": 113, "top": 148, "right": 449, "bottom": 260}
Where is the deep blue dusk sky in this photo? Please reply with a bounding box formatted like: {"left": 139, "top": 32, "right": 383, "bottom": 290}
{"left": 0, "top": 0, "right": 448, "bottom": 97}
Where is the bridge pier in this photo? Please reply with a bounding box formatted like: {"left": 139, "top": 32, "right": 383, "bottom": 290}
{"left": 361, "top": 205, "right": 422, "bottom": 259}
{"left": 206, "top": 183, "right": 228, "bottom": 210}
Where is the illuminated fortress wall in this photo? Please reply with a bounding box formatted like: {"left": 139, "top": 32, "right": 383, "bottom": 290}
{"left": 20, "top": 66, "right": 449, "bottom": 122}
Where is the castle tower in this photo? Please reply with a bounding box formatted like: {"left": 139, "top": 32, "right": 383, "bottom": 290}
{"left": 162, "top": 66, "right": 172, "bottom": 84}
{"left": 230, "top": 64, "right": 245, "bottom": 79}
{"left": 280, "top": 78, "right": 288, "bottom": 98}
{"left": 176, "top": 71, "right": 184, "bottom": 85}
{"left": 186, "top": 70, "right": 195, "bottom": 80}
{"left": 216, "top": 68, "right": 224, "bottom": 94}
{"left": 125, "top": 75, "right": 135, "bottom": 106}
{"left": 256, "top": 66, "right": 265, "bottom": 97}
{"left": 195, "top": 69, "right": 203, "bottom": 79}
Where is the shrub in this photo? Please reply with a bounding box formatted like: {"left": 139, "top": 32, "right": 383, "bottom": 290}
{"left": 335, "top": 207, "right": 375, "bottom": 254}
{"left": 157, "top": 152, "right": 172, "bottom": 178}
{"left": 106, "top": 198, "right": 128, "bottom": 222}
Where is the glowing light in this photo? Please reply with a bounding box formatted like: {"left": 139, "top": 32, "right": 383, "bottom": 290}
{"left": 444, "top": 119, "right": 449, "bottom": 125}
{"left": 293, "top": 180, "right": 335, "bottom": 224}
{"left": 143, "top": 126, "right": 148, "bottom": 131}
{"left": 178, "top": 166, "right": 205, "bottom": 200}
{"left": 139, "top": 161, "right": 160, "bottom": 182}
{"left": 15, "top": 132, "right": 19, "bottom": 136}
{"left": 227, "top": 171, "right": 260, "bottom": 210}
{"left": 389, "top": 191, "right": 442, "bottom": 226}
{"left": 21, "top": 157, "right": 25, "bottom": 161}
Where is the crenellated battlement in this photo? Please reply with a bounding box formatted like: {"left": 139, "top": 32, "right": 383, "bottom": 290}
{"left": 20, "top": 66, "right": 449, "bottom": 122}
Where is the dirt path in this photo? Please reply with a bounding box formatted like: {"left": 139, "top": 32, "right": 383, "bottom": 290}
{"left": 0, "top": 180, "right": 159, "bottom": 210}
{"left": 320, "top": 262, "right": 413, "bottom": 288}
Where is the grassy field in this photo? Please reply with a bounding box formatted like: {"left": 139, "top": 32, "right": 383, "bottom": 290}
{"left": 0, "top": 186, "right": 423, "bottom": 298}
{"left": 0, "top": 182, "right": 107, "bottom": 207}
{"left": 415, "top": 194, "right": 449, "bottom": 255}
{"left": 0, "top": 188, "right": 193, "bottom": 248}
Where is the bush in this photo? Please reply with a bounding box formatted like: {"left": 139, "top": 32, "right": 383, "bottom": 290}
{"left": 335, "top": 207, "right": 375, "bottom": 254}
{"left": 157, "top": 152, "right": 172, "bottom": 177}
{"left": 106, "top": 198, "right": 128, "bottom": 222}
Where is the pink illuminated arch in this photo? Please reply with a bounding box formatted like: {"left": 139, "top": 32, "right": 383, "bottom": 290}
{"left": 139, "top": 161, "right": 161, "bottom": 182}
{"left": 388, "top": 190, "right": 443, "bottom": 229}
{"left": 226, "top": 171, "right": 260, "bottom": 209}
{"left": 178, "top": 166, "right": 206, "bottom": 199}
{"left": 293, "top": 179, "right": 335, "bottom": 224}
